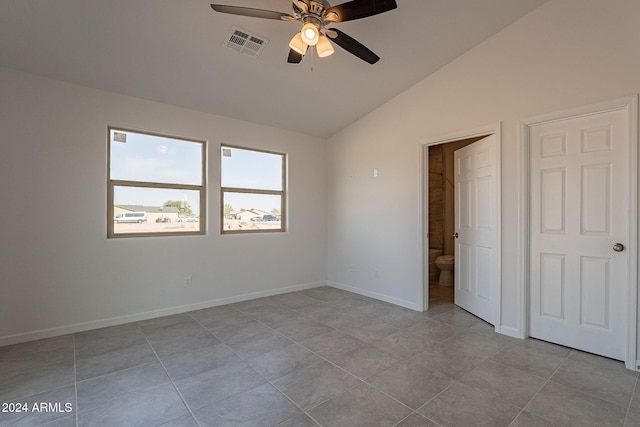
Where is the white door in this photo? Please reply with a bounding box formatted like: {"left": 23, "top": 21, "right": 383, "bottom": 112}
{"left": 454, "top": 135, "right": 497, "bottom": 325}
{"left": 529, "top": 109, "right": 629, "bottom": 360}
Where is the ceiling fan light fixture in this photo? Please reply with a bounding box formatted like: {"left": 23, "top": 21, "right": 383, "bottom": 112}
{"left": 300, "top": 22, "right": 319, "bottom": 46}
{"left": 210, "top": 0, "right": 398, "bottom": 65}
{"left": 316, "top": 34, "right": 334, "bottom": 57}
{"left": 289, "top": 32, "right": 308, "bottom": 55}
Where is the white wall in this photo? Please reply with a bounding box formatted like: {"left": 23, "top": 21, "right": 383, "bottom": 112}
{"left": 0, "top": 67, "right": 327, "bottom": 345}
{"left": 3, "top": 0, "right": 639, "bottom": 350}
{"left": 327, "top": 0, "right": 640, "bottom": 333}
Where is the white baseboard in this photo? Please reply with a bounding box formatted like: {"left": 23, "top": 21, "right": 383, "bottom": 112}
{"left": 327, "top": 281, "right": 422, "bottom": 311}
{"left": 0, "top": 281, "right": 326, "bottom": 347}
{"left": 496, "top": 325, "right": 524, "bottom": 339}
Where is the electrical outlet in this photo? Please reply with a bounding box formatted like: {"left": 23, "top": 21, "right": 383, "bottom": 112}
{"left": 184, "top": 276, "right": 192, "bottom": 287}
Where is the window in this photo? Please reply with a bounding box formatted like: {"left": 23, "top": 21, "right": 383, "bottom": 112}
{"left": 108, "top": 127, "right": 206, "bottom": 238}
{"left": 221, "top": 145, "right": 286, "bottom": 233}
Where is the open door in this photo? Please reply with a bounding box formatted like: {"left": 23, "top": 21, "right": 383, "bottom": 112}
{"left": 454, "top": 134, "right": 498, "bottom": 324}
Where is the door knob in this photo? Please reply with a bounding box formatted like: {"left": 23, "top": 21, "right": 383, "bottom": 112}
{"left": 613, "top": 243, "right": 625, "bottom": 252}
{"left": 452, "top": 233, "right": 459, "bottom": 239}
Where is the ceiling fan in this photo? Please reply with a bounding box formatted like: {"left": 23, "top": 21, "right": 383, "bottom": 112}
{"left": 210, "top": 0, "right": 398, "bottom": 64}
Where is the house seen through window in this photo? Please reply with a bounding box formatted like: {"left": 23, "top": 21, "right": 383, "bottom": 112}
{"left": 221, "top": 145, "right": 286, "bottom": 233}
{"left": 108, "top": 127, "right": 206, "bottom": 238}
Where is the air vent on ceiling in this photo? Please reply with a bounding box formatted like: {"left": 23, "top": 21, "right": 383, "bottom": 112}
{"left": 224, "top": 27, "right": 268, "bottom": 58}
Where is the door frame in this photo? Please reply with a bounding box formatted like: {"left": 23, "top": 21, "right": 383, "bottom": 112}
{"left": 520, "top": 95, "right": 638, "bottom": 370}
{"left": 419, "top": 123, "right": 502, "bottom": 331}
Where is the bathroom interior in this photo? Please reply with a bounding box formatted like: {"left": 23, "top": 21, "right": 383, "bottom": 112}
{"left": 428, "top": 136, "right": 484, "bottom": 305}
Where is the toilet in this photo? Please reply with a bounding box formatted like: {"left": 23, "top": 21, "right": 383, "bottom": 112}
{"left": 428, "top": 249, "right": 443, "bottom": 282}
{"left": 435, "top": 255, "right": 455, "bottom": 286}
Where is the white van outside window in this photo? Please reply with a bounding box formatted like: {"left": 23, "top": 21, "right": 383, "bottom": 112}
{"left": 114, "top": 212, "right": 147, "bottom": 223}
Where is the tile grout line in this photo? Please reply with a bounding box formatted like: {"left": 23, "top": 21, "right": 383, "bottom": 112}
{"left": 623, "top": 375, "right": 640, "bottom": 425}
{"left": 476, "top": 355, "right": 562, "bottom": 425}
{"left": 197, "top": 299, "right": 422, "bottom": 425}
{"left": 0, "top": 345, "right": 77, "bottom": 420}
{"left": 391, "top": 411, "right": 444, "bottom": 427}
{"left": 121, "top": 290, "right": 560, "bottom": 425}
{"left": 187, "top": 311, "right": 315, "bottom": 414}
{"left": 194, "top": 300, "right": 638, "bottom": 425}
{"left": 410, "top": 382, "right": 455, "bottom": 426}
{"left": 187, "top": 310, "right": 325, "bottom": 426}
{"left": 232, "top": 293, "right": 501, "bottom": 425}
{"left": 401, "top": 324, "right": 525, "bottom": 425}
{"left": 487, "top": 351, "right": 551, "bottom": 381}
{"left": 546, "top": 349, "right": 635, "bottom": 411}
{"left": 138, "top": 323, "right": 203, "bottom": 427}
{"left": 8, "top": 288, "right": 633, "bottom": 427}
{"left": 240, "top": 307, "right": 440, "bottom": 423}
{"left": 158, "top": 293, "right": 391, "bottom": 425}
{"left": 508, "top": 348, "right": 577, "bottom": 426}
{"left": 489, "top": 342, "right": 638, "bottom": 411}
{"left": 225, "top": 304, "right": 366, "bottom": 425}
{"left": 72, "top": 293, "right": 502, "bottom": 426}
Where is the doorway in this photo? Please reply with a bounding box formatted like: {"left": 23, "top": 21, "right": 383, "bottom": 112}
{"left": 421, "top": 124, "right": 502, "bottom": 329}
{"left": 427, "top": 137, "right": 483, "bottom": 308}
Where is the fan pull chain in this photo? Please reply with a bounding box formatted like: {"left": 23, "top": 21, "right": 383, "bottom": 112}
{"left": 310, "top": 46, "right": 314, "bottom": 72}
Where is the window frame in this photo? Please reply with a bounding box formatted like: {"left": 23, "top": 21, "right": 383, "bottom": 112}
{"left": 220, "top": 144, "right": 287, "bottom": 234}
{"left": 107, "top": 126, "right": 207, "bottom": 238}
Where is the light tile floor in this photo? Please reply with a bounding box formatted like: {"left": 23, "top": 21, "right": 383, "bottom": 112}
{"left": 1, "top": 285, "right": 639, "bottom": 426}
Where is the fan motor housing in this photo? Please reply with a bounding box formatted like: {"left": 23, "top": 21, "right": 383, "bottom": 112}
{"left": 302, "top": 14, "right": 322, "bottom": 28}
{"left": 308, "top": 1, "right": 329, "bottom": 15}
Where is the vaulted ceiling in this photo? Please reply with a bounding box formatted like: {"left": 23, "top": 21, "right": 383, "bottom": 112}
{"left": 0, "top": 0, "right": 548, "bottom": 138}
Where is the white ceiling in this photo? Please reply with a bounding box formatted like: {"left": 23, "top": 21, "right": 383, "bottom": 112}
{"left": 0, "top": 0, "right": 548, "bottom": 138}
